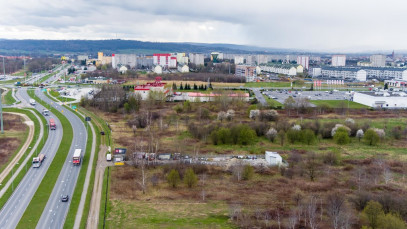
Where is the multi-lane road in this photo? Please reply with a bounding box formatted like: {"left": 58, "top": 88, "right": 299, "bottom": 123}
{"left": 0, "top": 65, "right": 88, "bottom": 228}
{"left": 0, "top": 88, "right": 63, "bottom": 228}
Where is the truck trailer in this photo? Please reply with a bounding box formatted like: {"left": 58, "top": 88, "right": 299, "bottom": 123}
{"left": 49, "top": 118, "right": 56, "bottom": 130}
{"left": 73, "top": 149, "right": 82, "bottom": 165}
{"left": 32, "top": 154, "right": 46, "bottom": 168}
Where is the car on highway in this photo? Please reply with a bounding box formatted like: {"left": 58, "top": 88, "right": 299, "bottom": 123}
{"left": 61, "top": 195, "right": 69, "bottom": 202}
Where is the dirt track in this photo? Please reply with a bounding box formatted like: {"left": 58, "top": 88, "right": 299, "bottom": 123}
{"left": 86, "top": 145, "right": 108, "bottom": 229}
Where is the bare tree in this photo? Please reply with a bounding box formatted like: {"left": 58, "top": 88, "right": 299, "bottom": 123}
{"left": 326, "top": 192, "right": 345, "bottom": 229}
{"left": 383, "top": 167, "right": 393, "bottom": 184}
{"left": 288, "top": 209, "right": 298, "bottom": 229}
{"left": 307, "top": 195, "right": 319, "bottom": 229}
{"left": 304, "top": 152, "right": 319, "bottom": 182}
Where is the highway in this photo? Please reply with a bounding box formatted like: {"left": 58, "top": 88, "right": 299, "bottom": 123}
{"left": 35, "top": 88, "right": 87, "bottom": 229}
{"left": 0, "top": 88, "right": 63, "bottom": 229}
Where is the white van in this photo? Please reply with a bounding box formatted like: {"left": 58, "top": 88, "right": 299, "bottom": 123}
{"left": 106, "top": 154, "right": 112, "bottom": 161}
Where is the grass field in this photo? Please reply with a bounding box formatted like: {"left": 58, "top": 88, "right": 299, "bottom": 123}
{"left": 48, "top": 89, "right": 77, "bottom": 102}
{"left": 263, "top": 95, "right": 283, "bottom": 108}
{"left": 1, "top": 89, "right": 16, "bottom": 105}
{"left": 17, "top": 90, "right": 73, "bottom": 229}
{"left": 311, "top": 100, "right": 369, "bottom": 108}
{"left": 244, "top": 82, "right": 291, "bottom": 88}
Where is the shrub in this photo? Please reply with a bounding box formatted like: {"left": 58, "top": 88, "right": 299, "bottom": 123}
{"left": 356, "top": 129, "right": 364, "bottom": 142}
{"left": 286, "top": 129, "right": 301, "bottom": 144}
{"left": 363, "top": 201, "right": 384, "bottom": 229}
{"left": 249, "top": 109, "right": 260, "bottom": 120}
{"left": 292, "top": 124, "right": 301, "bottom": 131}
{"left": 334, "top": 127, "right": 351, "bottom": 145}
{"left": 183, "top": 100, "right": 192, "bottom": 112}
{"left": 301, "top": 129, "right": 316, "bottom": 145}
{"left": 266, "top": 128, "right": 278, "bottom": 142}
{"left": 236, "top": 125, "right": 257, "bottom": 145}
{"left": 391, "top": 126, "right": 402, "bottom": 140}
{"left": 184, "top": 168, "right": 198, "bottom": 188}
{"left": 226, "top": 109, "right": 235, "bottom": 121}
{"left": 250, "top": 121, "right": 270, "bottom": 136}
{"left": 378, "top": 213, "right": 407, "bottom": 229}
{"left": 331, "top": 124, "right": 350, "bottom": 137}
{"left": 373, "top": 128, "right": 386, "bottom": 140}
{"left": 260, "top": 109, "right": 279, "bottom": 121}
{"left": 174, "top": 104, "right": 183, "bottom": 114}
{"left": 242, "top": 165, "right": 254, "bottom": 180}
{"left": 167, "top": 169, "right": 181, "bottom": 188}
{"left": 323, "top": 151, "right": 341, "bottom": 165}
{"left": 217, "top": 111, "right": 227, "bottom": 121}
{"left": 364, "top": 129, "right": 380, "bottom": 146}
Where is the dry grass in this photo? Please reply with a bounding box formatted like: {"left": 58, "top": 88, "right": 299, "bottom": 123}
{"left": 0, "top": 113, "right": 27, "bottom": 167}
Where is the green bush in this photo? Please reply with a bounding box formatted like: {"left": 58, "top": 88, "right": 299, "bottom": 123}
{"left": 302, "top": 129, "right": 316, "bottom": 145}
{"left": 242, "top": 165, "right": 254, "bottom": 180}
{"left": 184, "top": 168, "right": 198, "bottom": 188}
{"left": 378, "top": 213, "right": 407, "bottom": 229}
{"left": 364, "top": 129, "right": 380, "bottom": 146}
{"left": 363, "top": 201, "right": 384, "bottom": 229}
{"left": 167, "top": 169, "right": 181, "bottom": 188}
{"left": 334, "top": 127, "right": 351, "bottom": 145}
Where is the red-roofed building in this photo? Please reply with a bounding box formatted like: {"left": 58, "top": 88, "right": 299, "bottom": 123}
{"left": 134, "top": 77, "right": 170, "bottom": 100}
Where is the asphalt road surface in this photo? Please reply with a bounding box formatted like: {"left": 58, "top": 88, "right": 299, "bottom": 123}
{"left": 35, "top": 88, "right": 87, "bottom": 229}
{"left": 0, "top": 88, "right": 63, "bottom": 229}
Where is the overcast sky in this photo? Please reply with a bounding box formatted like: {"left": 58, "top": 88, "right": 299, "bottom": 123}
{"left": 0, "top": 0, "right": 406, "bottom": 52}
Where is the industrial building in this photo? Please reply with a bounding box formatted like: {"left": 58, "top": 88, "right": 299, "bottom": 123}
{"left": 353, "top": 91, "right": 407, "bottom": 108}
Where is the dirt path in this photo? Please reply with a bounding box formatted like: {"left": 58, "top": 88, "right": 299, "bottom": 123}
{"left": 86, "top": 145, "right": 109, "bottom": 229}
{"left": 0, "top": 111, "right": 40, "bottom": 198}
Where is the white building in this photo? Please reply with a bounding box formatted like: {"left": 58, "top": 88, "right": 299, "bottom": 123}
{"left": 297, "top": 55, "right": 309, "bottom": 70}
{"left": 176, "top": 53, "right": 189, "bottom": 64}
{"left": 265, "top": 151, "right": 282, "bottom": 166}
{"left": 234, "top": 56, "right": 244, "bottom": 64}
{"left": 189, "top": 53, "right": 205, "bottom": 66}
{"left": 153, "top": 53, "right": 177, "bottom": 68}
{"left": 177, "top": 64, "right": 189, "bottom": 73}
{"left": 112, "top": 54, "right": 137, "bottom": 69}
{"left": 320, "top": 67, "right": 367, "bottom": 81}
{"left": 153, "top": 65, "right": 162, "bottom": 74}
{"left": 353, "top": 92, "right": 407, "bottom": 108}
{"left": 260, "top": 64, "right": 301, "bottom": 76}
{"left": 370, "top": 54, "right": 386, "bottom": 67}
{"left": 331, "top": 55, "right": 346, "bottom": 67}
{"left": 311, "top": 67, "right": 322, "bottom": 77}
{"left": 246, "top": 55, "right": 256, "bottom": 66}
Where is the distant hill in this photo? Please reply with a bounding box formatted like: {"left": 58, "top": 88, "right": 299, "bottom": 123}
{"left": 0, "top": 39, "right": 288, "bottom": 56}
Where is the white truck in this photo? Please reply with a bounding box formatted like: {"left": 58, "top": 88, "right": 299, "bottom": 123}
{"left": 73, "top": 149, "right": 82, "bottom": 165}
{"left": 32, "top": 154, "right": 46, "bottom": 168}
{"left": 29, "top": 99, "right": 36, "bottom": 106}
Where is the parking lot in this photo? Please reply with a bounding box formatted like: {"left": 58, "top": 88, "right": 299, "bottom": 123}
{"left": 262, "top": 89, "right": 352, "bottom": 105}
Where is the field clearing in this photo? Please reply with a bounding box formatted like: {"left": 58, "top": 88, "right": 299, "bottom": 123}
{"left": 0, "top": 113, "right": 27, "bottom": 167}
{"left": 311, "top": 100, "right": 369, "bottom": 108}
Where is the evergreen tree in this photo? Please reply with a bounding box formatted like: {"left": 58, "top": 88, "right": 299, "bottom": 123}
{"left": 172, "top": 82, "right": 177, "bottom": 90}
{"left": 180, "top": 82, "right": 183, "bottom": 90}
{"left": 209, "top": 82, "right": 213, "bottom": 89}
{"left": 204, "top": 85, "right": 207, "bottom": 90}
{"left": 193, "top": 83, "right": 198, "bottom": 90}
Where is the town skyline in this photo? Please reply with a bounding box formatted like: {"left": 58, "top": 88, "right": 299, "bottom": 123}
{"left": 1, "top": 0, "right": 407, "bottom": 52}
